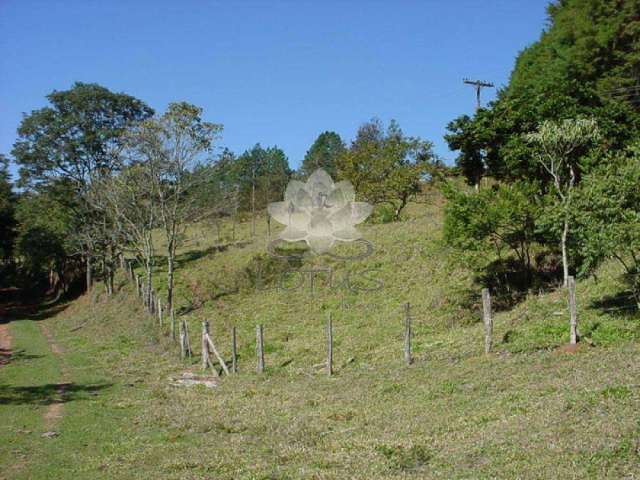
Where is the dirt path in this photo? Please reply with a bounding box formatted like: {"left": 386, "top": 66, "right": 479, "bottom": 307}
{"left": 39, "top": 323, "right": 70, "bottom": 429}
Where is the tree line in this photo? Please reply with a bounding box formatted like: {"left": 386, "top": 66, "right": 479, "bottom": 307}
{"left": 442, "top": 0, "right": 640, "bottom": 308}
{"left": 0, "top": 83, "right": 436, "bottom": 308}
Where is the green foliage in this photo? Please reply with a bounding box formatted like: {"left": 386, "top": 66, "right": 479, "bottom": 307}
{"left": 234, "top": 144, "right": 292, "bottom": 211}
{"left": 446, "top": 0, "right": 640, "bottom": 184}
{"left": 337, "top": 119, "right": 433, "bottom": 220}
{"left": 300, "top": 131, "right": 345, "bottom": 179}
{"left": 443, "top": 181, "right": 540, "bottom": 273}
{"left": 0, "top": 155, "right": 16, "bottom": 265}
{"left": 12, "top": 82, "right": 154, "bottom": 189}
{"left": 573, "top": 143, "right": 640, "bottom": 306}
{"left": 444, "top": 114, "right": 485, "bottom": 187}
{"left": 14, "top": 186, "right": 75, "bottom": 284}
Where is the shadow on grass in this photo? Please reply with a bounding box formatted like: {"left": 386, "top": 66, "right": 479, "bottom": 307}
{"left": 4, "top": 348, "right": 44, "bottom": 363}
{"left": 590, "top": 291, "right": 638, "bottom": 317}
{"left": 145, "top": 240, "right": 253, "bottom": 272}
{"left": 0, "top": 382, "right": 112, "bottom": 406}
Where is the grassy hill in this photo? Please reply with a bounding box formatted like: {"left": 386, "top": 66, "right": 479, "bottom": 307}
{"left": 2, "top": 189, "right": 640, "bottom": 479}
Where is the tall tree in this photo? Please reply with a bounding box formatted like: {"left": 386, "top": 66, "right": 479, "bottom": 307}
{"left": 338, "top": 119, "right": 433, "bottom": 220}
{"left": 127, "top": 102, "right": 222, "bottom": 313}
{"left": 444, "top": 0, "right": 640, "bottom": 185}
{"left": 0, "top": 155, "right": 16, "bottom": 274}
{"left": 444, "top": 115, "right": 485, "bottom": 190}
{"left": 235, "top": 144, "right": 291, "bottom": 235}
{"left": 525, "top": 118, "right": 600, "bottom": 286}
{"left": 12, "top": 82, "right": 154, "bottom": 291}
{"left": 300, "top": 131, "right": 345, "bottom": 178}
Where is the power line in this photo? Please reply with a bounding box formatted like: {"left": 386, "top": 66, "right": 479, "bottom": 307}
{"left": 463, "top": 78, "right": 494, "bottom": 110}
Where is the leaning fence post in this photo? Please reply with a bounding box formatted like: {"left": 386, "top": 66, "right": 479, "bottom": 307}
{"left": 256, "top": 324, "right": 264, "bottom": 374}
{"left": 568, "top": 276, "right": 578, "bottom": 344}
{"left": 202, "top": 320, "right": 210, "bottom": 369}
{"left": 404, "top": 302, "right": 412, "bottom": 365}
{"left": 326, "top": 312, "right": 333, "bottom": 375}
{"left": 482, "top": 288, "right": 493, "bottom": 354}
{"left": 231, "top": 326, "right": 238, "bottom": 373}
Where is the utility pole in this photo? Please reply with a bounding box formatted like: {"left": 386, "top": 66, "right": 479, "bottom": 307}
{"left": 463, "top": 78, "right": 494, "bottom": 110}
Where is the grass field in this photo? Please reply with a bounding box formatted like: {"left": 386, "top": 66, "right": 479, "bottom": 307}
{"left": 2, "top": 192, "right": 640, "bottom": 479}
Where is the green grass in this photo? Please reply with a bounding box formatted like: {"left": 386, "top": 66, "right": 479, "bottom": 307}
{"left": 2, "top": 190, "right": 640, "bottom": 478}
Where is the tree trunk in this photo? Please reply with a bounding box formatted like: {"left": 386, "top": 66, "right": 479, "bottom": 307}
{"left": 167, "top": 253, "right": 174, "bottom": 316}
{"left": 251, "top": 173, "right": 256, "bottom": 236}
{"left": 561, "top": 217, "right": 569, "bottom": 287}
{"left": 145, "top": 257, "right": 152, "bottom": 309}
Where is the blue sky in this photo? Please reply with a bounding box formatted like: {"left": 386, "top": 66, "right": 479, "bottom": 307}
{"left": 0, "top": 1, "right": 550, "bottom": 180}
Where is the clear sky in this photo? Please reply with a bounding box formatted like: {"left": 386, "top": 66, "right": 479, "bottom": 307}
{"left": 0, "top": 0, "right": 550, "bottom": 180}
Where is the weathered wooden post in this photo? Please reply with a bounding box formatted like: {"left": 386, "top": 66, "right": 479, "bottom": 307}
{"left": 171, "top": 308, "right": 177, "bottom": 342}
{"left": 149, "top": 290, "right": 155, "bottom": 315}
{"left": 256, "top": 324, "right": 264, "bottom": 374}
{"left": 182, "top": 319, "right": 192, "bottom": 357}
{"left": 202, "top": 321, "right": 210, "bottom": 369}
{"left": 231, "top": 326, "right": 238, "bottom": 373}
{"left": 180, "top": 319, "right": 187, "bottom": 359}
{"left": 404, "top": 302, "right": 412, "bottom": 365}
{"left": 157, "top": 297, "right": 163, "bottom": 326}
{"left": 482, "top": 288, "right": 493, "bottom": 354}
{"left": 568, "top": 276, "right": 578, "bottom": 344}
{"left": 326, "top": 311, "right": 333, "bottom": 376}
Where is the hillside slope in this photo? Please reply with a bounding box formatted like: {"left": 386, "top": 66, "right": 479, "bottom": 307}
{"left": 2, "top": 192, "right": 640, "bottom": 479}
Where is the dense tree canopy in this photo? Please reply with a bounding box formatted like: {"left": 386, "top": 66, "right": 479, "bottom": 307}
{"left": 338, "top": 119, "right": 433, "bottom": 220}
{"left": 300, "top": 131, "right": 345, "bottom": 179}
{"left": 13, "top": 82, "right": 154, "bottom": 190}
{"left": 0, "top": 155, "right": 16, "bottom": 266}
{"left": 447, "top": 0, "right": 640, "bottom": 186}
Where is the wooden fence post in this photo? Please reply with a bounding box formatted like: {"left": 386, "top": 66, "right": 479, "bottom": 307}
{"left": 157, "top": 298, "right": 163, "bottom": 326}
{"left": 205, "top": 331, "right": 229, "bottom": 375}
{"left": 231, "top": 326, "right": 238, "bottom": 373}
{"left": 404, "top": 302, "right": 412, "bottom": 365}
{"left": 135, "top": 275, "right": 141, "bottom": 297}
{"left": 326, "top": 311, "right": 333, "bottom": 376}
{"left": 171, "top": 308, "right": 177, "bottom": 342}
{"left": 568, "top": 276, "right": 578, "bottom": 344}
{"left": 180, "top": 319, "right": 187, "bottom": 359}
{"left": 256, "top": 324, "right": 264, "bottom": 374}
{"left": 183, "top": 319, "right": 192, "bottom": 357}
{"left": 202, "top": 321, "right": 210, "bottom": 369}
{"left": 482, "top": 288, "right": 493, "bottom": 354}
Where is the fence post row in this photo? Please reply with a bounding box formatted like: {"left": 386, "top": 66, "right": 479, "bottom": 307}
{"left": 256, "top": 324, "right": 265, "bottom": 374}
{"left": 568, "top": 276, "right": 578, "bottom": 345}
{"left": 404, "top": 302, "right": 412, "bottom": 365}
{"left": 482, "top": 288, "right": 493, "bottom": 354}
